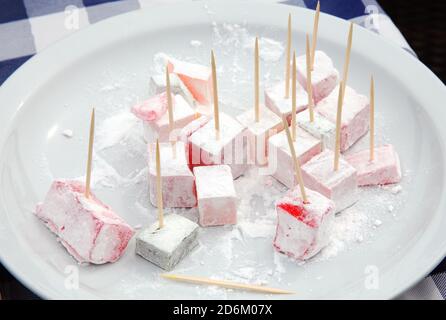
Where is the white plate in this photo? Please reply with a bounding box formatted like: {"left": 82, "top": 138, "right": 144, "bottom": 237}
{"left": 1, "top": 2, "right": 446, "bottom": 300}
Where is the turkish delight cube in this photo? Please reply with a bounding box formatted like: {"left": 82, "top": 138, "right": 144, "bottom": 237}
{"left": 296, "top": 108, "right": 336, "bottom": 150}
{"left": 148, "top": 141, "right": 196, "bottom": 208}
{"left": 345, "top": 144, "right": 402, "bottom": 186}
{"left": 35, "top": 180, "right": 134, "bottom": 264}
{"left": 302, "top": 149, "right": 358, "bottom": 213}
{"left": 236, "top": 106, "right": 283, "bottom": 166}
{"left": 194, "top": 165, "right": 237, "bottom": 227}
{"left": 274, "top": 187, "right": 335, "bottom": 260}
{"left": 268, "top": 128, "right": 322, "bottom": 188}
{"left": 135, "top": 214, "right": 199, "bottom": 270}
{"left": 142, "top": 94, "right": 196, "bottom": 143}
{"left": 149, "top": 73, "right": 195, "bottom": 106}
{"left": 264, "top": 80, "right": 309, "bottom": 120}
{"left": 296, "top": 50, "right": 339, "bottom": 104}
{"left": 167, "top": 57, "right": 213, "bottom": 105}
{"left": 189, "top": 112, "right": 248, "bottom": 179}
{"left": 316, "top": 85, "right": 370, "bottom": 152}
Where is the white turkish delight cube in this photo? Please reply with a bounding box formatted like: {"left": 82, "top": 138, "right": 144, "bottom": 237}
{"left": 316, "top": 85, "right": 370, "bottom": 152}
{"left": 135, "top": 214, "right": 199, "bottom": 270}
{"left": 296, "top": 109, "right": 336, "bottom": 150}
{"left": 302, "top": 149, "right": 358, "bottom": 213}
{"left": 35, "top": 180, "right": 134, "bottom": 264}
{"left": 268, "top": 128, "right": 322, "bottom": 188}
{"left": 296, "top": 51, "right": 339, "bottom": 104}
{"left": 148, "top": 141, "right": 196, "bottom": 208}
{"left": 264, "top": 81, "right": 309, "bottom": 121}
{"left": 236, "top": 106, "right": 283, "bottom": 166}
{"left": 189, "top": 112, "right": 248, "bottom": 179}
{"left": 193, "top": 165, "right": 237, "bottom": 227}
{"left": 274, "top": 187, "right": 335, "bottom": 260}
{"left": 149, "top": 73, "right": 195, "bottom": 106}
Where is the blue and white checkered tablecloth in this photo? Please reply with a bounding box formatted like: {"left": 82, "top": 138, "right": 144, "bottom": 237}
{"left": 0, "top": 0, "right": 445, "bottom": 300}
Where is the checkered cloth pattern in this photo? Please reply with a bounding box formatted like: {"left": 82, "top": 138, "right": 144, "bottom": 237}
{"left": 0, "top": 0, "right": 444, "bottom": 300}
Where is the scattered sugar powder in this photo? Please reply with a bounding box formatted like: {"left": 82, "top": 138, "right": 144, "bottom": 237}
{"left": 243, "top": 37, "right": 284, "bottom": 62}
{"left": 317, "top": 206, "right": 369, "bottom": 260}
{"left": 62, "top": 129, "right": 73, "bottom": 138}
{"left": 190, "top": 40, "right": 202, "bottom": 47}
{"left": 391, "top": 185, "right": 402, "bottom": 194}
{"left": 100, "top": 83, "right": 122, "bottom": 92}
{"left": 96, "top": 111, "right": 140, "bottom": 150}
{"left": 237, "top": 220, "right": 275, "bottom": 239}
{"left": 71, "top": 152, "right": 123, "bottom": 188}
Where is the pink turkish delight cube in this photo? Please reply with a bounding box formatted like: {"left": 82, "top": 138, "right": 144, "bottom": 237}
{"left": 316, "top": 85, "right": 370, "bottom": 152}
{"left": 189, "top": 112, "right": 248, "bottom": 179}
{"left": 296, "top": 51, "right": 339, "bottom": 104}
{"left": 180, "top": 115, "right": 211, "bottom": 169}
{"left": 236, "top": 106, "right": 283, "bottom": 166}
{"left": 264, "top": 81, "right": 309, "bottom": 121}
{"left": 274, "top": 187, "right": 335, "bottom": 260}
{"left": 194, "top": 165, "right": 237, "bottom": 227}
{"left": 167, "top": 57, "right": 213, "bottom": 105}
{"left": 35, "top": 180, "right": 134, "bottom": 264}
{"left": 268, "top": 128, "right": 322, "bottom": 188}
{"left": 148, "top": 141, "right": 197, "bottom": 208}
{"left": 132, "top": 93, "right": 196, "bottom": 143}
{"left": 345, "top": 144, "right": 402, "bottom": 186}
{"left": 302, "top": 150, "right": 358, "bottom": 213}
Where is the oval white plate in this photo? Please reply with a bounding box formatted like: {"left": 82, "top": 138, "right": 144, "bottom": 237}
{"left": 1, "top": 2, "right": 446, "bottom": 300}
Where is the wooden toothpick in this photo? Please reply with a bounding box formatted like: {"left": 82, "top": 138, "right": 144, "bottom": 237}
{"left": 306, "top": 34, "right": 315, "bottom": 123}
{"left": 291, "top": 50, "right": 297, "bottom": 141}
{"left": 341, "top": 23, "right": 353, "bottom": 98}
{"left": 166, "top": 66, "right": 176, "bottom": 158}
{"left": 85, "top": 108, "right": 95, "bottom": 198}
{"left": 310, "top": 0, "right": 320, "bottom": 70}
{"left": 282, "top": 117, "right": 308, "bottom": 203}
{"left": 334, "top": 82, "right": 344, "bottom": 171}
{"left": 211, "top": 50, "right": 220, "bottom": 140}
{"left": 254, "top": 37, "right": 260, "bottom": 122}
{"left": 155, "top": 139, "right": 164, "bottom": 229}
{"left": 161, "top": 274, "right": 294, "bottom": 295}
{"left": 285, "top": 13, "right": 292, "bottom": 98}
{"left": 370, "top": 75, "right": 375, "bottom": 161}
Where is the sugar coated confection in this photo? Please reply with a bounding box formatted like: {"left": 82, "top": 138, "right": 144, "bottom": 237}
{"left": 316, "top": 85, "right": 370, "bottom": 152}
{"left": 35, "top": 180, "right": 134, "bottom": 264}
{"left": 132, "top": 91, "right": 170, "bottom": 123}
{"left": 180, "top": 115, "right": 211, "bottom": 168}
{"left": 189, "top": 112, "right": 248, "bottom": 179}
{"left": 236, "top": 106, "right": 283, "bottom": 165}
{"left": 141, "top": 94, "right": 196, "bottom": 143}
{"left": 345, "top": 144, "right": 402, "bottom": 186}
{"left": 296, "top": 51, "right": 339, "bottom": 104}
{"left": 302, "top": 149, "right": 358, "bottom": 213}
{"left": 296, "top": 109, "right": 336, "bottom": 150}
{"left": 148, "top": 141, "right": 196, "bottom": 208}
{"left": 264, "top": 80, "right": 309, "bottom": 121}
{"left": 274, "top": 187, "right": 335, "bottom": 260}
{"left": 149, "top": 73, "right": 195, "bottom": 107}
{"left": 167, "top": 57, "right": 213, "bottom": 105}
{"left": 136, "top": 214, "right": 199, "bottom": 270}
{"left": 194, "top": 165, "right": 237, "bottom": 227}
{"left": 268, "top": 128, "right": 322, "bottom": 188}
